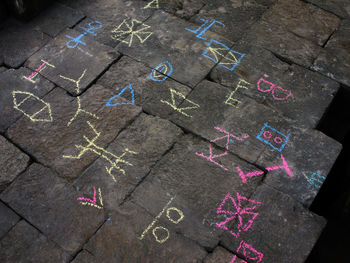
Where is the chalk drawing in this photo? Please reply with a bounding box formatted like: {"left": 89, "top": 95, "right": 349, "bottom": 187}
{"left": 230, "top": 240, "right": 264, "bottom": 263}
{"left": 305, "top": 172, "right": 326, "bottom": 189}
{"left": 202, "top": 39, "right": 245, "bottom": 71}
{"left": 216, "top": 192, "right": 262, "bottom": 238}
{"left": 77, "top": 186, "right": 103, "bottom": 209}
{"left": 106, "top": 83, "right": 135, "bottom": 106}
{"left": 185, "top": 17, "right": 225, "bottom": 40}
{"left": 111, "top": 19, "right": 153, "bottom": 47}
{"left": 143, "top": 0, "right": 159, "bottom": 9}
{"left": 12, "top": 91, "right": 53, "bottom": 122}
{"left": 256, "top": 122, "right": 290, "bottom": 152}
{"left": 257, "top": 74, "right": 292, "bottom": 101}
{"left": 139, "top": 196, "right": 184, "bottom": 244}
{"left": 149, "top": 61, "right": 173, "bottom": 82}
{"left": 24, "top": 60, "right": 55, "bottom": 83}
{"left": 225, "top": 79, "right": 251, "bottom": 108}
{"left": 161, "top": 88, "right": 200, "bottom": 117}
{"left": 66, "top": 21, "right": 103, "bottom": 49}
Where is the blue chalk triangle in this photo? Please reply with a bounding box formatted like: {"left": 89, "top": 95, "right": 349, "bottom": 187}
{"left": 106, "top": 83, "right": 135, "bottom": 106}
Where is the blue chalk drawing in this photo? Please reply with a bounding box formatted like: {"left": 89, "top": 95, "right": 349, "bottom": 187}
{"left": 185, "top": 17, "right": 225, "bottom": 40}
{"left": 149, "top": 61, "right": 173, "bottom": 82}
{"left": 106, "top": 83, "right": 135, "bottom": 106}
{"left": 66, "top": 21, "right": 102, "bottom": 49}
{"left": 308, "top": 172, "right": 326, "bottom": 189}
{"left": 256, "top": 122, "right": 290, "bottom": 152}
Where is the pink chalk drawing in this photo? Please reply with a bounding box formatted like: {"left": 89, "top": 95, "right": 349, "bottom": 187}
{"left": 24, "top": 60, "right": 55, "bottom": 83}
{"left": 216, "top": 192, "right": 262, "bottom": 238}
{"left": 257, "top": 74, "right": 292, "bottom": 101}
{"left": 195, "top": 127, "right": 249, "bottom": 171}
{"left": 77, "top": 186, "right": 103, "bottom": 209}
{"left": 230, "top": 240, "right": 264, "bottom": 263}
{"left": 235, "top": 154, "right": 293, "bottom": 184}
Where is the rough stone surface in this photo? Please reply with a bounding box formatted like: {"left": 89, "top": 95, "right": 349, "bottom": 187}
{"left": 6, "top": 85, "right": 142, "bottom": 180}
{"left": 74, "top": 113, "right": 183, "bottom": 210}
{"left": 262, "top": 0, "right": 340, "bottom": 46}
{"left": 25, "top": 29, "right": 119, "bottom": 95}
{"left": 204, "top": 246, "right": 235, "bottom": 263}
{"left": 0, "top": 201, "right": 20, "bottom": 239}
{"left": 97, "top": 56, "right": 192, "bottom": 119}
{"left": 130, "top": 135, "right": 262, "bottom": 249}
{"left": 0, "top": 19, "right": 51, "bottom": 68}
{"left": 71, "top": 250, "right": 101, "bottom": 263}
{"left": 306, "top": 0, "right": 350, "bottom": 19}
{"left": 0, "top": 135, "right": 30, "bottom": 192}
{"left": 0, "top": 163, "right": 105, "bottom": 255}
{"left": 312, "top": 19, "right": 350, "bottom": 87}
{"left": 0, "top": 220, "right": 71, "bottom": 262}
{"left": 220, "top": 184, "right": 326, "bottom": 263}
{"left": 85, "top": 201, "right": 207, "bottom": 262}
{"left": 0, "top": 67, "right": 55, "bottom": 133}
{"left": 116, "top": 10, "right": 233, "bottom": 88}
{"left": 210, "top": 46, "right": 340, "bottom": 129}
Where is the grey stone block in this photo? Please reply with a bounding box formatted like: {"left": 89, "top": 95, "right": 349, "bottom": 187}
{"left": 0, "top": 135, "right": 30, "bottom": 192}
{"left": 0, "top": 201, "right": 20, "bottom": 239}
{"left": 0, "top": 163, "right": 105, "bottom": 255}
{"left": 71, "top": 250, "right": 101, "bottom": 263}
{"left": 305, "top": 0, "right": 350, "bottom": 19}
{"left": 204, "top": 246, "right": 235, "bottom": 263}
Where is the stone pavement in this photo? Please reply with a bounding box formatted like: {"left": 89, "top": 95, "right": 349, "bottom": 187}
{"left": 0, "top": 0, "right": 349, "bottom": 262}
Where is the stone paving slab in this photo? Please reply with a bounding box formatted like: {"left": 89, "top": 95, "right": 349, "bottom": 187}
{"left": 84, "top": 201, "right": 207, "bottom": 262}
{"left": 130, "top": 135, "right": 263, "bottom": 249}
{"left": 0, "top": 163, "right": 105, "bottom": 255}
{"left": 25, "top": 28, "right": 119, "bottom": 95}
{"left": 97, "top": 56, "right": 192, "bottom": 119}
{"left": 71, "top": 250, "right": 101, "bottom": 263}
{"left": 204, "top": 246, "right": 235, "bottom": 263}
{"left": 220, "top": 184, "right": 326, "bottom": 263}
{"left": 0, "top": 19, "right": 51, "bottom": 68}
{"left": 210, "top": 45, "right": 340, "bottom": 129}
{"left": 0, "top": 67, "right": 55, "bottom": 133}
{"left": 0, "top": 220, "right": 71, "bottom": 262}
{"left": 312, "top": 19, "right": 350, "bottom": 87}
{"left": 0, "top": 201, "right": 20, "bottom": 240}
{"left": 0, "top": 135, "right": 30, "bottom": 193}
{"left": 6, "top": 85, "right": 142, "bottom": 179}
{"left": 116, "top": 10, "right": 234, "bottom": 88}
{"left": 261, "top": 0, "right": 340, "bottom": 46}
{"left": 74, "top": 113, "right": 183, "bottom": 210}
{"left": 305, "top": 0, "right": 350, "bottom": 19}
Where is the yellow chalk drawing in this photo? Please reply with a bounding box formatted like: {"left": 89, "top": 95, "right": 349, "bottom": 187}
{"left": 12, "top": 91, "right": 53, "bottom": 122}
{"left": 63, "top": 121, "right": 138, "bottom": 182}
{"left": 24, "top": 60, "right": 56, "bottom": 83}
{"left": 225, "top": 78, "right": 251, "bottom": 108}
{"left": 143, "top": 0, "right": 159, "bottom": 9}
{"left": 78, "top": 187, "right": 104, "bottom": 209}
{"left": 160, "top": 88, "right": 200, "bottom": 118}
{"left": 111, "top": 19, "right": 153, "bottom": 47}
{"left": 59, "top": 69, "right": 99, "bottom": 126}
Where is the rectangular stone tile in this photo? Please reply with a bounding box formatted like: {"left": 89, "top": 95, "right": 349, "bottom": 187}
{"left": 0, "top": 135, "right": 30, "bottom": 192}
{"left": 130, "top": 135, "right": 263, "bottom": 249}
{"left": 0, "top": 163, "right": 105, "bottom": 255}
{"left": 74, "top": 113, "right": 183, "bottom": 210}
{"left": 312, "top": 20, "right": 350, "bottom": 87}
{"left": 97, "top": 56, "right": 192, "bottom": 119}
{"left": 6, "top": 85, "right": 142, "bottom": 179}
{"left": 25, "top": 28, "right": 119, "bottom": 95}
{"left": 0, "top": 67, "right": 55, "bottom": 133}
{"left": 305, "top": 0, "right": 350, "bottom": 19}
{"left": 116, "top": 10, "right": 234, "bottom": 88}
{"left": 261, "top": 0, "right": 340, "bottom": 46}
{"left": 210, "top": 46, "right": 340, "bottom": 129}
{"left": 0, "top": 220, "right": 71, "bottom": 262}
{"left": 71, "top": 250, "right": 101, "bottom": 263}
{"left": 84, "top": 201, "right": 207, "bottom": 262}
{"left": 0, "top": 201, "right": 20, "bottom": 239}
{"left": 204, "top": 246, "right": 235, "bottom": 263}
{"left": 220, "top": 184, "right": 326, "bottom": 263}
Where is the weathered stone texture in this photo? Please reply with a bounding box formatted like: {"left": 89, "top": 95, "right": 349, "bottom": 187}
{"left": 0, "top": 201, "right": 20, "bottom": 239}
{"left": 306, "top": 0, "right": 350, "bottom": 19}
{"left": 204, "top": 246, "right": 235, "bottom": 263}
{"left": 71, "top": 250, "right": 101, "bottom": 263}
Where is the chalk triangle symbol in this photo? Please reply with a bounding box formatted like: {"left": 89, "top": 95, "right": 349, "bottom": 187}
{"left": 106, "top": 83, "right": 135, "bottom": 106}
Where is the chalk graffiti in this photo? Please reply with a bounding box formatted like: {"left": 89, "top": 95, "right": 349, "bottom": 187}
{"left": 305, "top": 172, "right": 326, "bottom": 189}
{"left": 12, "top": 91, "right": 53, "bottom": 123}
{"left": 230, "top": 240, "right": 264, "bottom": 263}
{"left": 202, "top": 39, "right": 245, "bottom": 71}
{"left": 257, "top": 74, "right": 292, "bottom": 101}
{"left": 225, "top": 79, "right": 251, "bottom": 108}
{"left": 24, "top": 60, "right": 55, "bottom": 83}
{"left": 216, "top": 192, "right": 262, "bottom": 238}
{"left": 63, "top": 121, "right": 138, "bottom": 182}
{"left": 111, "top": 19, "right": 153, "bottom": 47}
{"left": 106, "top": 83, "right": 135, "bottom": 106}
{"left": 185, "top": 17, "right": 225, "bottom": 40}
{"left": 160, "top": 88, "right": 200, "bottom": 117}
{"left": 139, "top": 196, "right": 184, "bottom": 244}
{"left": 256, "top": 122, "right": 290, "bottom": 152}
{"left": 66, "top": 21, "right": 103, "bottom": 49}
{"left": 77, "top": 186, "right": 103, "bottom": 209}
{"left": 149, "top": 61, "right": 173, "bottom": 82}
{"left": 143, "top": 0, "right": 159, "bottom": 9}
